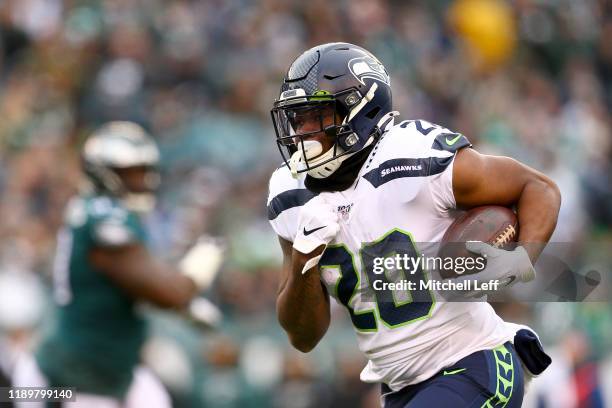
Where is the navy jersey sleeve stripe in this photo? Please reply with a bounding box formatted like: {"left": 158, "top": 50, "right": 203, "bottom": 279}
{"left": 431, "top": 132, "right": 471, "bottom": 153}
{"left": 267, "top": 189, "right": 318, "bottom": 220}
{"left": 362, "top": 157, "right": 454, "bottom": 188}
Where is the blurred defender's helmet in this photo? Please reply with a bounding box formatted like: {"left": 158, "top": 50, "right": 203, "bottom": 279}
{"left": 271, "top": 42, "right": 394, "bottom": 179}
{"left": 82, "top": 121, "right": 160, "bottom": 212}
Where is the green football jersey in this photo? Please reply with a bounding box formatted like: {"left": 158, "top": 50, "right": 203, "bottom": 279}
{"left": 36, "top": 193, "right": 148, "bottom": 398}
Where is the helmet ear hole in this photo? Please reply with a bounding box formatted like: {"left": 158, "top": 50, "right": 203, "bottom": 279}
{"left": 365, "top": 107, "right": 381, "bottom": 119}
{"left": 336, "top": 104, "right": 349, "bottom": 120}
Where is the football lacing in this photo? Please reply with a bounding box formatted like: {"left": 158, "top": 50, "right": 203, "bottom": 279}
{"left": 493, "top": 225, "right": 516, "bottom": 248}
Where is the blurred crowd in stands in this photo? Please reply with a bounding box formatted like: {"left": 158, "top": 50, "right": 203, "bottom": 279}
{"left": 0, "top": 0, "right": 610, "bottom": 407}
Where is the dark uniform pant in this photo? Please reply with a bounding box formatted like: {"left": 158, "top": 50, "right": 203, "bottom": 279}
{"left": 382, "top": 342, "right": 525, "bottom": 408}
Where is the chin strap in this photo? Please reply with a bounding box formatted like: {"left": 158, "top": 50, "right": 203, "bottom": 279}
{"left": 345, "top": 82, "right": 378, "bottom": 123}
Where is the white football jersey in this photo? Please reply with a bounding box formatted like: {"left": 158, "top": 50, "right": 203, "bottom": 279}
{"left": 267, "top": 119, "right": 515, "bottom": 390}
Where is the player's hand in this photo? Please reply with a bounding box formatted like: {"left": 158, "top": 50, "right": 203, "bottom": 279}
{"left": 179, "top": 236, "right": 224, "bottom": 291}
{"left": 293, "top": 194, "right": 340, "bottom": 274}
{"left": 456, "top": 241, "right": 536, "bottom": 298}
{"left": 184, "top": 296, "right": 222, "bottom": 329}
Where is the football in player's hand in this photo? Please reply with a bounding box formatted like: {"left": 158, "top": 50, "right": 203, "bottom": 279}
{"left": 438, "top": 206, "right": 518, "bottom": 279}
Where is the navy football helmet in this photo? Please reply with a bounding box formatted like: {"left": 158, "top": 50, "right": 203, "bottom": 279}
{"left": 271, "top": 42, "right": 393, "bottom": 178}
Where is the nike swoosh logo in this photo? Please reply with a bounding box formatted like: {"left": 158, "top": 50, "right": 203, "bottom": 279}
{"left": 443, "top": 368, "right": 467, "bottom": 376}
{"left": 445, "top": 134, "right": 462, "bottom": 146}
{"left": 303, "top": 226, "right": 326, "bottom": 236}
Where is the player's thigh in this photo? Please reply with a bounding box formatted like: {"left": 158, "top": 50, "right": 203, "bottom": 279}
{"left": 67, "top": 394, "right": 121, "bottom": 408}
{"left": 410, "top": 344, "right": 524, "bottom": 408}
{"left": 12, "top": 352, "right": 48, "bottom": 388}
{"left": 12, "top": 353, "right": 121, "bottom": 408}
{"left": 389, "top": 343, "right": 525, "bottom": 408}
{"left": 403, "top": 379, "right": 484, "bottom": 408}
{"left": 124, "top": 366, "right": 171, "bottom": 408}
{"left": 11, "top": 352, "right": 48, "bottom": 408}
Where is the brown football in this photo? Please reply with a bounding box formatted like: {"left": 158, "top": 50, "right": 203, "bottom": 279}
{"left": 438, "top": 206, "right": 518, "bottom": 279}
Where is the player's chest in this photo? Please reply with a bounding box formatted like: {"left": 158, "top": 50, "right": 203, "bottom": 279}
{"left": 323, "top": 177, "right": 434, "bottom": 246}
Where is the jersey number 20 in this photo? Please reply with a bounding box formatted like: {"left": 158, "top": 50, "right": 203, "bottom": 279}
{"left": 320, "top": 229, "right": 435, "bottom": 331}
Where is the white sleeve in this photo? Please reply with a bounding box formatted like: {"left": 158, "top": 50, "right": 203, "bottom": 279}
{"left": 266, "top": 166, "right": 313, "bottom": 243}
{"left": 429, "top": 156, "right": 459, "bottom": 213}
{"left": 268, "top": 207, "right": 300, "bottom": 242}
{"left": 423, "top": 122, "right": 472, "bottom": 213}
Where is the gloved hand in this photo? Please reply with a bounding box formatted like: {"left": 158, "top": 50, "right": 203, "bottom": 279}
{"left": 185, "top": 296, "right": 222, "bottom": 329}
{"left": 179, "top": 237, "right": 224, "bottom": 291}
{"left": 293, "top": 194, "right": 340, "bottom": 274}
{"left": 455, "top": 241, "right": 536, "bottom": 298}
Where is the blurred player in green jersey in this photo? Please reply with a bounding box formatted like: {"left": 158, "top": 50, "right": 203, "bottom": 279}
{"left": 12, "top": 121, "right": 223, "bottom": 408}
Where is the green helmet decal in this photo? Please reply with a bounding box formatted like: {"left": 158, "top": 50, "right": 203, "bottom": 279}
{"left": 311, "top": 90, "right": 332, "bottom": 101}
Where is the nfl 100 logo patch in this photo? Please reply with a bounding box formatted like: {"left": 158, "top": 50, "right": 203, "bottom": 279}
{"left": 337, "top": 203, "right": 354, "bottom": 220}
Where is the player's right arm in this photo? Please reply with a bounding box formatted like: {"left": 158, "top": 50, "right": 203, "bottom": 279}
{"left": 268, "top": 165, "right": 340, "bottom": 352}
{"left": 274, "top": 192, "right": 341, "bottom": 352}
{"left": 276, "top": 237, "right": 331, "bottom": 353}
{"left": 83, "top": 199, "right": 223, "bottom": 309}
{"left": 90, "top": 244, "right": 198, "bottom": 309}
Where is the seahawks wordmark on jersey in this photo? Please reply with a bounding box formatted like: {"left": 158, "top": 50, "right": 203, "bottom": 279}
{"left": 267, "top": 119, "right": 515, "bottom": 390}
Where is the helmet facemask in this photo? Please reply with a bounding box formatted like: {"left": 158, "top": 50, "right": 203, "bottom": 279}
{"left": 83, "top": 161, "right": 160, "bottom": 213}
{"left": 82, "top": 121, "right": 161, "bottom": 213}
{"left": 272, "top": 42, "right": 394, "bottom": 179}
{"left": 271, "top": 86, "right": 376, "bottom": 179}
{"left": 112, "top": 165, "right": 160, "bottom": 213}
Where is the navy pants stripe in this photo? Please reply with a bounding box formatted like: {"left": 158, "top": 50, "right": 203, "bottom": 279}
{"left": 382, "top": 342, "right": 524, "bottom": 408}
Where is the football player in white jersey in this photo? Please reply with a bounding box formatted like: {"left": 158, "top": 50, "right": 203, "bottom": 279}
{"left": 267, "top": 43, "right": 561, "bottom": 407}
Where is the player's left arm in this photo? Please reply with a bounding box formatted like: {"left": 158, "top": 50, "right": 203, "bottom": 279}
{"left": 452, "top": 148, "right": 561, "bottom": 262}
